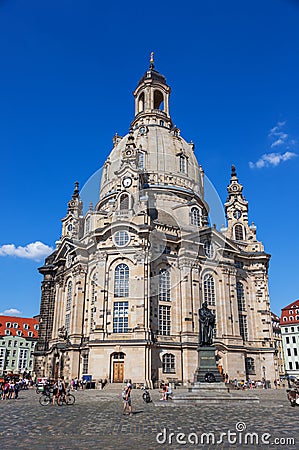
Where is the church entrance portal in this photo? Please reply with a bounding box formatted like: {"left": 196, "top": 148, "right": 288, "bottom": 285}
{"left": 112, "top": 352, "right": 125, "bottom": 383}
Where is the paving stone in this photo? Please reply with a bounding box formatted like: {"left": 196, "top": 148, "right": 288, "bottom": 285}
{"left": 0, "top": 387, "right": 298, "bottom": 449}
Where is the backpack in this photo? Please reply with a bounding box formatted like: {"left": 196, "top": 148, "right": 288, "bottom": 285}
{"left": 122, "top": 389, "right": 127, "bottom": 400}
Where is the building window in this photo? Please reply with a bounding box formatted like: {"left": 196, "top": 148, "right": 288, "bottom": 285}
{"left": 239, "top": 315, "right": 248, "bottom": 341}
{"left": 138, "top": 151, "right": 145, "bottom": 170}
{"left": 90, "top": 274, "right": 97, "bottom": 331}
{"left": 23, "top": 324, "right": 29, "bottom": 330}
{"left": 8, "top": 340, "right": 12, "bottom": 347}
{"left": 204, "top": 241, "right": 214, "bottom": 258}
{"left": 114, "top": 264, "right": 129, "bottom": 297}
{"left": 236, "top": 282, "right": 246, "bottom": 311}
{"left": 234, "top": 224, "right": 245, "bottom": 240}
{"left": 65, "top": 314, "right": 70, "bottom": 333}
{"left": 162, "top": 353, "right": 175, "bottom": 373}
{"left": 245, "top": 357, "right": 255, "bottom": 375}
{"left": 159, "top": 269, "right": 170, "bottom": 302}
{"left": 82, "top": 354, "right": 89, "bottom": 374}
{"left": 203, "top": 274, "right": 215, "bottom": 306}
{"left": 18, "top": 348, "right": 28, "bottom": 371}
{"left": 12, "top": 350, "right": 17, "bottom": 357}
{"left": 114, "top": 230, "right": 130, "bottom": 247}
{"left": 190, "top": 207, "right": 201, "bottom": 226}
{"left": 66, "top": 280, "right": 73, "bottom": 311}
{"left": 291, "top": 327, "right": 294, "bottom": 332}
{"left": 14, "top": 341, "right": 17, "bottom": 347}
{"left": 13, "top": 323, "right": 18, "bottom": 328}
{"left": 286, "top": 336, "right": 290, "bottom": 344}
{"left": 283, "top": 317, "right": 287, "bottom": 321}
{"left": 159, "top": 305, "right": 171, "bottom": 336}
{"left": 6, "top": 322, "right": 11, "bottom": 328}
{"left": 179, "top": 155, "right": 187, "bottom": 173}
{"left": 290, "top": 316, "right": 294, "bottom": 321}
{"left": 289, "top": 310, "right": 293, "bottom": 314}
{"left": 296, "top": 362, "right": 299, "bottom": 370}
{"left": 16, "top": 330, "right": 22, "bottom": 337}
{"left": 113, "top": 301, "right": 129, "bottom": 333}
{"left": 289, "top": 362, "right": 293, "bottom": 370}
{"left": 294, "top": 348, "right": 298, "bottom": 356}
{"left": 28, "top": 331, "right": 33, "bottom": 337}
{"left": 119, "top": 193, "right": 129, "bottom": 210}
{"left": 0, "top": 348, "right": 5, "bottom": 369}
{"left": 292, "top": 336, "right": 296, "bottom": 343}
{"left": 5, "top": 330, "right": 10, "bottom": 336}
{"left": 85, "top": 216, "right": 91, "bottom": 234}
{"left": 34, "top": 324, "right": 39, "bottom": 330}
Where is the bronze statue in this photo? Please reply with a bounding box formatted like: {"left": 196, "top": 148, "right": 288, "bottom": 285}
{"left": 198, "top": 301, "right": 215, "bottom": 346}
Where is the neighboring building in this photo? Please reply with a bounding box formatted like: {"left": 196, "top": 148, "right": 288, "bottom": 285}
{"left": 271, "top": 312, "right": 285, "bottom": 378}
{"left": 280, "top": 300, "right": 299, "bottom": 378}
{"left": 0, "top": 315, "right": 39, "bottom": 375}
{"left": 34, "top": 57, "right": 276, "bottom": 385}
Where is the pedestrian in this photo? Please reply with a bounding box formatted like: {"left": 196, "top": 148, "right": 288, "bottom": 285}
{"left": 14, "top": 381, "right": 19, "bottom": 399}
{"left": 122, "top": 382, "right": 133, "bottom": 416}
{"left": 52, "top": 380, "right": 58, "bottom": 405}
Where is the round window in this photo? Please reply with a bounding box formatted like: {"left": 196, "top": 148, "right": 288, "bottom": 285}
{"left": 114, "top": 230, "right": 130, "bottom": 247}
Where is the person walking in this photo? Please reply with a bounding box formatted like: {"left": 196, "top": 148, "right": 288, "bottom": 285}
{"left": 122, "top": 382, "right": 133, "bottom": 416}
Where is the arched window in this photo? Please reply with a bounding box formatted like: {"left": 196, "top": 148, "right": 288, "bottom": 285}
{"left": 114, "top": 264, "right": 129, "bottom": 297}
{"left": 138, "top": 92, "right": 144, "bottom": 112}
{"left": 191, "top": 207, "right": 201, "bottom": 226}
{"left": 203, "top": 274, "right": 215, "bottom": 306}
{"left": 159, "top": 269, "right": 170, "bottom": 302}
{"left": 154, "top": 90, "right": 164, "bottom": 110}
{"left": 119, "top": 193, "right": 129, "bottom": 210}
{"left": 162, "top": 353, "right": 175, "bottom": 373}
{"left": 236, "top": 282, "right": 246, "bottom": 311}
{"left": 66, "top": 281, "right": 72, "bottom": 311}
{"left": 234, "top": 224, "right": 244, "bottom": 240}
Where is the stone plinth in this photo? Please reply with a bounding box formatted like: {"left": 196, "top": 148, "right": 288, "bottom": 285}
{"left": 194, "top": 346, "right": 223, "bottom": 383}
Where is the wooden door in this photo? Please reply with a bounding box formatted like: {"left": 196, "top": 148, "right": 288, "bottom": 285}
{"left": 113, "top": 362, "right": 124, "bottom": 383}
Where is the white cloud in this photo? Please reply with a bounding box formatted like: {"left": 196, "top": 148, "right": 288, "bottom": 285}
{"left": 0, "top": 308, "right": 23, "bottom": 316}
{"left": 271, "top": 138, "right": 285, "bottom": 148}
{"left": 249, "top": 151, "right": 297, "bottom": 169}
{"left": 0, "top": 241, "right": 53, "bottom": 261}
{"left": 250, "top": 121, "right": 297, "bottom": 169}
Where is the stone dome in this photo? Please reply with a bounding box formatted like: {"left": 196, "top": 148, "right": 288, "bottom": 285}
{"left": 100, "top": 125, "right": 203, "bottom": 200}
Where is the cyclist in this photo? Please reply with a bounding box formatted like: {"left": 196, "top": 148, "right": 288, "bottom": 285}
{"left": 57, "top": 376, "right": 66, "bottom": 404}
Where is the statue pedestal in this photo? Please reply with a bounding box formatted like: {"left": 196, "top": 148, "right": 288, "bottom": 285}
{"left": 194, "top": 346, "right": 223, "bottom": 383}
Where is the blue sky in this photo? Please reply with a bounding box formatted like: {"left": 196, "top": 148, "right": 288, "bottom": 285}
{"left": 0, "top": 0, "right": 298, "bottom": 317}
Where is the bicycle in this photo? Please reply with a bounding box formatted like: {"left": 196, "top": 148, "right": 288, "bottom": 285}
{"left": 57, "top": 389, "right": 75, "bottom": 406}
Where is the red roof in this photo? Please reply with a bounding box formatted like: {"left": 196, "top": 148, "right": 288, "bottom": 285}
{"left": 0, "top": 315, "right": 39, "bottom": 338}
{"left": 280, "top": 300, "right": 299, "bottom": 326}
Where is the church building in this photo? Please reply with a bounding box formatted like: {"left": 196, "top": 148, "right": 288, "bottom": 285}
{"left": 34, "top": 57, "right": 276, "bottom": 385}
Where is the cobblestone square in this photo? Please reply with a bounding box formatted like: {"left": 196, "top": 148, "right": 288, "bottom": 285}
{"left": 0, "top": 387, "right": 298, "bottom": 449}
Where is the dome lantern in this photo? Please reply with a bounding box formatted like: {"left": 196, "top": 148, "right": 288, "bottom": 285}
{"left": 131, "top": 53, "right": 172, "bottom": 129}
